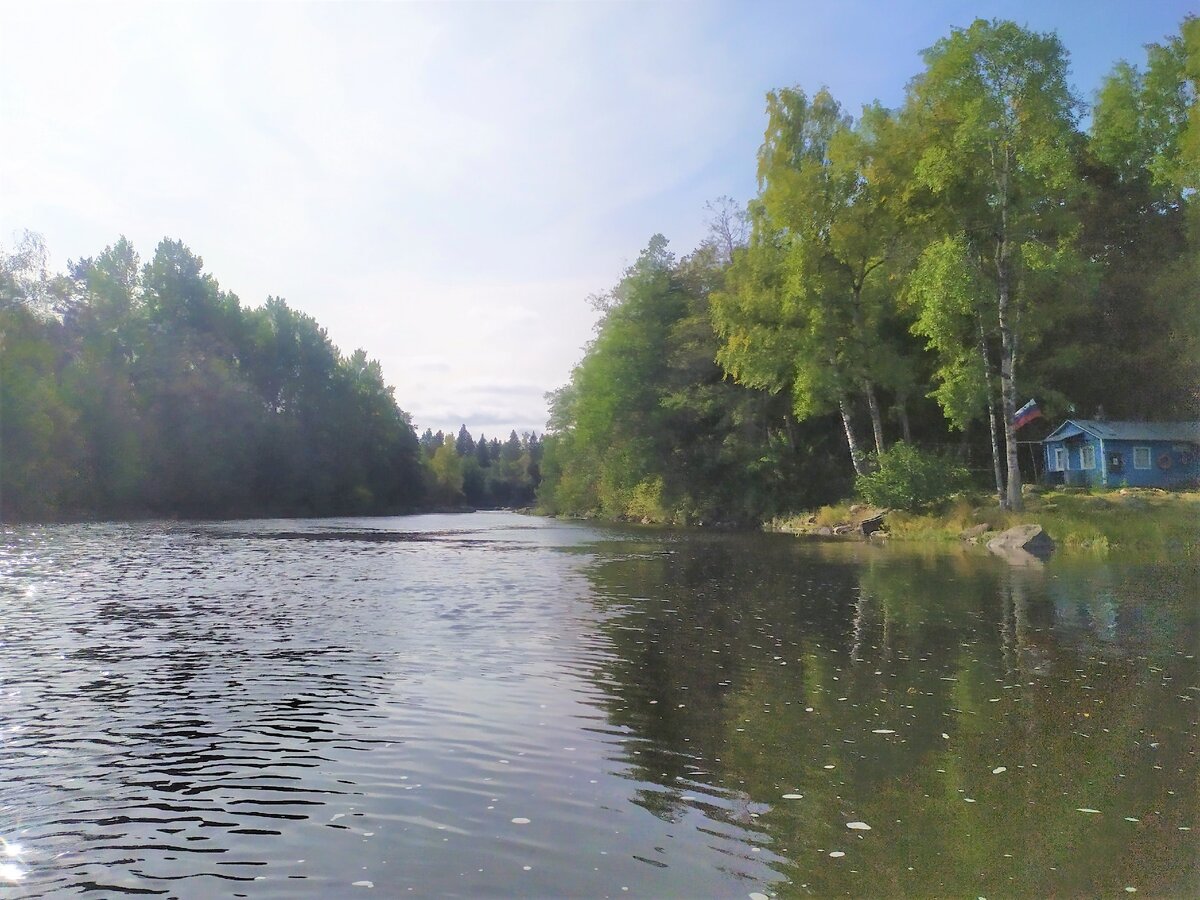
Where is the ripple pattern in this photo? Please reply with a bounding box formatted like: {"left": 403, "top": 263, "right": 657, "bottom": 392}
{"left": 0, "top": 513, "right": 780, "bottom": 897}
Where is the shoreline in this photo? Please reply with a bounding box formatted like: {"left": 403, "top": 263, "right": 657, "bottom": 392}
{"left": 769, "top": 487, "right": 1199, "bottom": 555}
{"left": 537, "top": 487, "right": 1199, "bottom": 557}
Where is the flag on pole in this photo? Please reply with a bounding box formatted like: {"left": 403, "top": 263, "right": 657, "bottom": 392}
{"left": 1013, "top": 399, "right": 1042, "bottom": 430}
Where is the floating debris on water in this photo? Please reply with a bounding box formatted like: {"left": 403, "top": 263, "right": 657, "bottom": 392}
{"left": 872, "top": 729, "right": 896, "bottom": 734}
{"left": 992, "top": 767, "right": 1007, "bottom": 774}
{"left": 1076, "top": 808, "right": 1101, "bottom": 814}
{"left": 511, "top": 817, "right": 531, "bottom": 824}
{"left": 846, "top": 821, "right": 871, "bottom": 831}
{"left": 781, "top": 793, "right": 803, "bottom": 799}
{"left": 829, "top": 851, "right": 845, "bottom": 858}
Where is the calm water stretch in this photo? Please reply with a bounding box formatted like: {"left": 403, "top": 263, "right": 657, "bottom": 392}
{"left": 0, "top": 512, "right": 1196, "bottom": 898}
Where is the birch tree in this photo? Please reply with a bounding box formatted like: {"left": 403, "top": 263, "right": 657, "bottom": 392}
{"left": 903, "top": 19, "right": 1081, "bottom": 509}
{"left": 712, "top": 88, "right": 908, "bottom": 475}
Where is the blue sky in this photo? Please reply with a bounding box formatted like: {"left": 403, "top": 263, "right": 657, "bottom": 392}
{"left": 1, "top": 0, "right": 1193, "bottom": 436}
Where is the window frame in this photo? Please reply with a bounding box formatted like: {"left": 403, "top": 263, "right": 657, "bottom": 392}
{"left": 1133, "top": 446, "right": 1151, "bottom": 470}
{"left": 1053, "top": 447, "right": 1066, "bottom": 471}
{"left": 1081, "top": 444, "right": 1096, "bottom": 470}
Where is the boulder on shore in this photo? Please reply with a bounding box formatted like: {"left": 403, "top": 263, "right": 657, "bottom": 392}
{"left": 960, "top": 523, "right": 990, "bottom": 541}
{"left": 986, "top": 524, "right": 1055, "bottom": 565}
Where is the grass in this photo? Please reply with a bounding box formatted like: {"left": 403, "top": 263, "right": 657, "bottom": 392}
{"left": 771, "top": 488, "right": 1200, "bottom": 555}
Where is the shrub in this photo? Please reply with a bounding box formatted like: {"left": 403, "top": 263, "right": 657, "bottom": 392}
{"left": 855, "top": 442, "right": 970, "bottom": 510}
{"left": 625, "top": 476, "right": 666, "bottom": 522}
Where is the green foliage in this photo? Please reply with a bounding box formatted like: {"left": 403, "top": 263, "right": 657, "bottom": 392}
{"left": 429, "top": 439, "right": 464, "bottom": 504}
{"left": 903, "top": 235, "right": 988, "bottom": 430}
{"left": 539, "top": 236, "right": 848, "bottom": 523}
{"left": 423, "top": 426, "right": 542, "bottom": 508}
{"left": 714, "top": 88, "right": 916, "bottom": 471}
{"left": 0, "top": 235, "right": 425, "bottom": 521}
{"left": 1076, "top": 15, "right": 1200, "bottom": 420}
{"left": 854, "top": 442, "right": 969, "bottom": 510}
{"left": 1093, "top": 16, "right": 1198, "bottom": 199}
{"left": 902, "top": 18, "right": 1086, "bottom": 508}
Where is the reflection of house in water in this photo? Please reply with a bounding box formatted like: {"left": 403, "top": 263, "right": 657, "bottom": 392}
{"left": 1044, "top": 565, "right": 1187, "bottom": 656}
{"left": 999, "top": 562, "right": 1191, "bottom": 674}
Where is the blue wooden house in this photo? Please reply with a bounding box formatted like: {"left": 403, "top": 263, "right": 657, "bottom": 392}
{"left": 1042, "top": 420, "right": 1200, "bottom": 488}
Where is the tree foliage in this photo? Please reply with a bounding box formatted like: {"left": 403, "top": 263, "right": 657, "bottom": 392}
{"left": 540, "top": 14, "right": 1197, "bottom": 520}
{"left": 854, "top": 442, "right": 970, "bottom": 510}
{"left": 539, "top": 237, "right": 850, "bottom": 524}
{"left": 1, "top": 236, "right": 424, "bottom": 521}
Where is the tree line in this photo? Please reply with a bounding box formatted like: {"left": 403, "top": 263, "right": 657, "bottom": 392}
{"left": 419, "top": 426, "right": 542, "bottom": 509}
{"left": 538, "top": 17, "right": 1198, "bottom": 521}
{"left": 0, "top": 236, "right": 434, "bottom": 521}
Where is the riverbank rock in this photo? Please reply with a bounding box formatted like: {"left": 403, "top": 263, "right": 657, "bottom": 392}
{"left": 987, "top": 524, "right": 1055, "bottom": 564}
{"left": 960, "top": 523, "right": 990, "bottom": 541}
{"left": 860, "top": 515, "right": 885, "bottom": 537}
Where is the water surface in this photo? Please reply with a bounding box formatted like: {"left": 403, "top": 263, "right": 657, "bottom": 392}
{"left": 1, "top": 512, "right": 1195, "bottom": 896}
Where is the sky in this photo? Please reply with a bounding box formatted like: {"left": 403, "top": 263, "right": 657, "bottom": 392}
{"left": 1, "top": 0, "right": 1194, "bottom": 438}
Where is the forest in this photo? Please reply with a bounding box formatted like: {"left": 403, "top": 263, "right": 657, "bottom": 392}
{"left": 0, "top": 233, "right": 541, "bottom": 521}
{"left": 1, "top": 17, "right": 1196, "bottom": 525}
{"left": 537, "top": 16, "right": 1199, "bottom": 523}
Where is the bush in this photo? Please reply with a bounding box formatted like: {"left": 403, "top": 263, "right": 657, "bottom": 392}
{"left": 855, "top": 442, "right": 970, "bottom": 510}
{"left": 625, "top": 476, "right": 666, "bottom": 522}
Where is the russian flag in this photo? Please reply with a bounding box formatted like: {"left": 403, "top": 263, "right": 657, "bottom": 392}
{"left": 1013, "top": 399, "right": 1042, "bottom": 430}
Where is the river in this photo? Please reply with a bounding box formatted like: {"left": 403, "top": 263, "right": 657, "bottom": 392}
{"left": 0, "top": 511, "right": 1195, "bottom": 897}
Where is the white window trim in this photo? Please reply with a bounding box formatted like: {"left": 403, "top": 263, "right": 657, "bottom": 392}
{"left": 1081, "top": 445, "right": 1096, "bottom": 470}
{"left": 1054, "top": 447, "right": 1066, "bottom": 471}
{"left": 1133, "top": 446, "right": 1151, "bottom": 470}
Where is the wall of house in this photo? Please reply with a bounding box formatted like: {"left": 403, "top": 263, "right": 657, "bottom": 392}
{"left": 1103, "top": 439, "right": 1199, "bottom": 488}
{"left": 1045, "top": 436, "right": 1199, "bottom": 488}
{"left": 1044, "top": 435, "right": 1102, "bottom": 486}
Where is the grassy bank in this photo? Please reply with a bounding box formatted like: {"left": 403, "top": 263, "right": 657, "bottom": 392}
{"left": 769, "top": 488, "right": 1200, "bottom": 555}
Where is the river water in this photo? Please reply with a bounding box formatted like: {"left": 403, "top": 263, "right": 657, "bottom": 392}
{"left": 0, "top": 512, "right": 1195, "bottom": 897}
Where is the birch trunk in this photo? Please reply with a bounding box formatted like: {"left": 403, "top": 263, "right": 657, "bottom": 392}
{"left": 863, "top": 382, "right": 885, "bottom": 454}
{"left": 897, "top": 393, "right": 913, "bottom": 444}
{"left": 997, "top": 269, "right": 1023, "bottom": 511}
{"left": 837, "top": 393, "right": 867, "bottom": 476}
{"left": 978, "top": 318, "right": 1005, "bottom": 508}
{"left": 996, "top": 146, "right": 1023, "bottom": 511}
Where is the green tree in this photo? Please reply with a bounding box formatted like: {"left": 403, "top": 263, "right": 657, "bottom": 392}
{"left": 61, "top": 239, "right": 146, "bottom": 512}
{"left": 429, "top": 436, "right": 464, "bottom": 504}
{"left": 713, "top": 89, "right": 910, "bottom": 474}
{"left": 455, "top": 424, "right": 475, "bottom": 457}
{"left": 903, "top": 19, "right": 1082, "bottom": 509}
{"left": 1081, "top": 15, "right": 1200, "bottom": 419}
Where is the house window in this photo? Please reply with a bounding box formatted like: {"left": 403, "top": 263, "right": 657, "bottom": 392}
{"left": 1133, "top": 446, "right": 1151, "bottom": 469}
{"left": 1081, "top": 445, "right": 1096, "bottom": 470}
{"left": 1053, "top": 447, "right": 1066, "bottom": 471}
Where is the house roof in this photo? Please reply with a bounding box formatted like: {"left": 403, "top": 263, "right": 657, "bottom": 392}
{"left": 1044, "top": 419, "right": 1200, "bottom": 443}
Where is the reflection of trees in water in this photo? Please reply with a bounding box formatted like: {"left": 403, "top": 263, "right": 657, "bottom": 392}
{"left": 581, "top": 539, "right": 1199, "bottom": 897}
